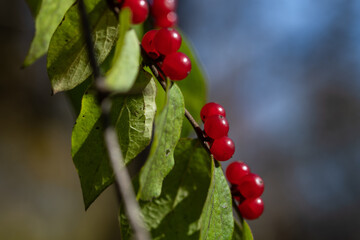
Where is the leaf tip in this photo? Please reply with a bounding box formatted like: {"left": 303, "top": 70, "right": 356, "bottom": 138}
{"left": 51, "top": 88, "right": 58, "bottom": 95}
{"left": 84, "top": 202, "right": 91, "bottom": 211}
{"left": 22, "top": 56, "right": 34, "bottom": 68}
{"left": 51, "top": 84, "right": 64, "bottom": 95}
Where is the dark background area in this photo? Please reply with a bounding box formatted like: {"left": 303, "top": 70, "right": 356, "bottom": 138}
{"left": 1, "top": 0, "right": 360, "bottom": 239}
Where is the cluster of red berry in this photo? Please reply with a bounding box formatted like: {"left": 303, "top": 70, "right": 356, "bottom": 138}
{"left": 116, "top": 0, "right": 190, "bottom": 80}
{"left": 116, "top": 0, "right": 177, "bottom": 27}
{"left": 201, "top": 103, "right": 264, "bottom": 220}
{"left": 200, "top": 102, "right": 235, "bottom": 161}
{"left": 150, "top": 0, "right": 178, "bottom": 28}
{"left": 226, "top": 161, "right": 264, "bottom": 220}
{"left": 116, "top": 0, "right": 149, "bottom": 24}
{"left": 142, "top": 28, "right": 191, "bottom": 81}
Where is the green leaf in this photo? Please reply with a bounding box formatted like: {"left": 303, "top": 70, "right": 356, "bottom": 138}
{"left": 133, "top": 23, "right": 144, "bottom": 40}
{"left": 47, "top": 0, "right": 118, "bottom": 94}
{"left": 105, "top": 9, "right": 140, "bottom": 92}
{"left": 232, "top": 219, "right": 254, "bottom": 240}
{"left": 71, "top": 72, "right": 156, "bottom": 209}
{"left": 113, "top": 74, "right": 156, "bottom": 164}
{"left": 66, "top": 76, "right": 93, "bottom": 117}
{"left": 71, "top": 90, "right": 111, "bottom": 209}
{"left": 24, "top": 0, "right": 75, "bottom": 67}
{"left": 120, "top": 139, "right": 235, "bottom": 240}
{"left": 120, "top": 138, "right": 213, "bottom": 240}
{"left": 177, "top": 32, "right": 207, "bottom": 137}
{"left": 199, "top": 161, "right": 234, "bottom": 240}
{"left": 138, "top": 84, "right": 185, "bottom": 200}
{"left": 25, "top": 0, "right": 42, "bottom": 18}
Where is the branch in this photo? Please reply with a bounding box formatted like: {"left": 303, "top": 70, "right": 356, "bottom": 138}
{"left": 77, "top": 1, "right": 150, "bottom": 240}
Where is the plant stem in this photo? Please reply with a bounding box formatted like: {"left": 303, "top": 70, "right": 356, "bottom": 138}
{"left": 78, "top": 1, "right": 150, "bottom": 240}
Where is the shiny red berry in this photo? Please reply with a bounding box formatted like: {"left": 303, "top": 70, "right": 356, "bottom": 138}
{"left": 151, "top": 0, "right": 177, "bottom": 16}
{"left": 226, "top": 161, "right": 250, "bottom": 185}
{"left": 204, "top": 115, "right": 229, "bottom": 139}
{"left": 238, "top": 197, "right": 264, "bottom": 220}
{"left": 236, "top": 173, "right": 264, "bottom": 198}
{"left": 200, "top": 102, "right": 226, "bottom": 123}
{"left": 161, "top": 52, "right": 191, "bottom": 80}
{"left": 154, "top": 11, "right": 178, "bottom": 28}
{"left": 122, "top": 0, "right": 149, "bottom": 24}
{"left": 210, "top": 136, "right": 235, "bottom": 161}
{"left": 141, "top": 30, "right": 160, "bottom": 59}
{"left": 154, "top": 28, "right": 182, "bottom": 55}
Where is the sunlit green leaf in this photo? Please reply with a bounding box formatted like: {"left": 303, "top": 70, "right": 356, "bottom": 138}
{"left": 120, "top": 139, "right": 212, "bottom": 240}
{"left": 105, "top": 9, "right": 140, "bottom": 92}
{"left": 232, "top": 219, "right": 254, "bottom": 240}
{"left": 121, "top": 139, "right": 234, "bottom": 240}
{"left": 47, "top": 0, "right": 118, "bottom": 94}
{"left": 66, "top": 76, "right": 93, "bottom": 117}
{"left": 24, "top": 0, "right": 75, "bottom": 66}
{"left": 138, "top": 84, "right": 185, "bottom": 200}
{"left": 113, "top": 74, "right": 156, "bottom": 164}
{"left": 25, "top": 0, "right": 42, "bottom": 18}
{"left": 71, "top": 72, "right": 156, "bottom": 209}
{"left": 199, "top": 161, "right": 234, "bottom": 240}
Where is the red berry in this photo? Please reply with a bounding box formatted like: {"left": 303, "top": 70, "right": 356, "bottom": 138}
{"left": 210, "top": 136, "right": 235, "bottom": 161}
{"left": 154, "top": 28, "right": 182, "bottom": 55}
{"left": 151, "top": 0, "right": 177, "bottom": 17}
{"left": 141, "top": 30, "right": 160, "bottom": 59}
{"left": 122, "top": 0, "right": 149, "bottom": 24}
{"left": 238, "top": 197, "right": 264, "bottom": 220}
{"left": 161, "top": 52, "right": 191, "bottom": 80}
{"left": 154, "top": 11, "right": 178, "bottom": 28}
{"left": 226, "top": 161, "right": 250, "bottom": 185}
{"left": 200, "top": 102, "right": 226, "bottom": 123}
{"left": 236, "top": 173, "right": 264, "bottom": 198}
{"left": 204, "top": 115, "right": 229, "bottom": 139}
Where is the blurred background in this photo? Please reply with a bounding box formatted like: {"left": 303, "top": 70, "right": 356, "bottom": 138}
{"left": 1, "top": 0, "right": 360, "bottom": 239}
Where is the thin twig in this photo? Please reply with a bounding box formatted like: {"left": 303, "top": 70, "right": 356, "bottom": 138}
{"left": 78, "top": 1, "right": 150, "bottom": 240}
